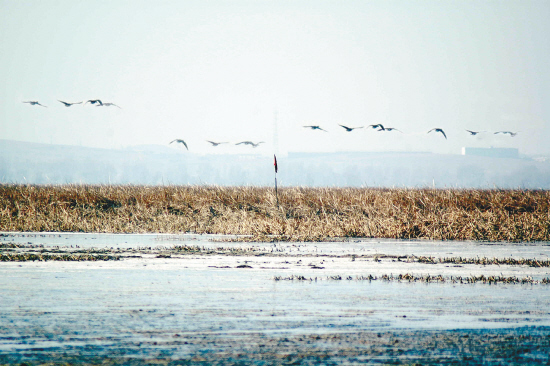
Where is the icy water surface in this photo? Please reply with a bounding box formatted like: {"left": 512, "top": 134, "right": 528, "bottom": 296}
{"left": 3, "top": 231, "right": 550, "bottom": 257}
{"left": 1, "top": 232, "right": 550, "bottom": 364}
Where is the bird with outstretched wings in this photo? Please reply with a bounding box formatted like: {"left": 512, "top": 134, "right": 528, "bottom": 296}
{"left": 303, "top": 125, "right": 327, "bottom": 132}
{"left": 170, "top": 139, "right": 188, "bottom": 150}
{"left": 236, "top": 141, "right": 264, "bottom": 148}
{"left": 58, "top": 100, "right": 82, "bottom": 107}
{"left": 339, "top": 124, "right": 363, "bottom": 132}
{"left": 23, "top": 101, "right": 47, "bottom": 107}
{"left": 428, "top": 128, "right": 447, "bottom": 139}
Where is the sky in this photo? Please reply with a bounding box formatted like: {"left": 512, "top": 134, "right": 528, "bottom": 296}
{"left": 2, "top": 0, "right": 550, "bottom": 156}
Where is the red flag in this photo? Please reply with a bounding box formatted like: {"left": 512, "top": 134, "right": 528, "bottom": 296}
{"left": 274, "top": 154, "right": 278, "bottom": 173}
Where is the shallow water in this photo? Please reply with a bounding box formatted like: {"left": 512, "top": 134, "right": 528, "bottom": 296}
{"left": 1, "top": 232, "right": 550, "bottom": 363}
{"left": 3, "top": 231, "right": 550, "bottom": 257}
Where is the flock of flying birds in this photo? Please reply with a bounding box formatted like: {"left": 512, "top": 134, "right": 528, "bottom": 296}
{"left": 170, "top": 139, "right": 264, "bottom": 150}
{"left": 23, "top": 99, "right": 121, "bottom": 108}
{"left": 23, "top": 99, "right": 519, "bottom": 150}
{"left": 23, "top": 99, "right": 265, "bottom": 151}
{"left": 304, "top": 124, "right": 519, "bottom": 140}
{"left": 169, "top": 123, "right": 518, "bottom": 151}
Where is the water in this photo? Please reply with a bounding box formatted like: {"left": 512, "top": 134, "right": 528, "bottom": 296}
{"left": 1, "top": 232, "right": 550, "bottom": 363}
{"left": 3, "top": 231, "right": 550, "bottom": 257}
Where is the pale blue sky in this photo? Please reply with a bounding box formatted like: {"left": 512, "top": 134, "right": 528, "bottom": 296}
{"left": 2, "top": 0, "right": 549, "bottom": 155}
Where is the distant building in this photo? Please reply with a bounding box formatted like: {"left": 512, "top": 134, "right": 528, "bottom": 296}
{"left": 462, "top": 147, "right": 519, "bottom": 159}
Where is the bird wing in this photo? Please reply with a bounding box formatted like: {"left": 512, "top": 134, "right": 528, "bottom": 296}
{"left": 440, "top": 130, "right": 447, "bottom": 139}
{"left": 58, "top": 100, "right": 69, "bottom": 106}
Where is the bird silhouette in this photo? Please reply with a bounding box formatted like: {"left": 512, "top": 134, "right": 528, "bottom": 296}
{"left": 170, "top": 139, "right": 188, "bottom": 150}
{"left": 466, "top": 129, "right": 485, "bottom": 135}
{"left": 23, "top": 101, "right": 47, "bottom": 107}
{"left": 368, "top": 124, "right": 385, "bottom": 131}
{"left": 381, "top": 127, "right": 402, "bottom": 133}
{"left": 494, "top": 131, "right": 518, "bottom": 137}
{"left": 339, "top": 124, "right": 363, "bottom": 132}
{"left": 428, "top": 128, "right": 447, "bottom": 139}
{"left": 236, "top": 141, "right": 264, "bottom": 148}
{"left": 58, "top": 100, "right": 82, "bottom": 107}
{"left": 303, "top": 125, "right": 327, "bottom": 132}
{"left": 85, "top": 99, "right": 103, "bottom": 106}
{"left": 206, "top": 140, "right": 228, "bottom": 146}
{"left": 97, "top": 102, "right": 121, "bottom": 109}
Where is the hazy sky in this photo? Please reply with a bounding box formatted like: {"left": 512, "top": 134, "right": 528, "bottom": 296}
{"left": 2, "top": 0, "right": 549, "bottom": 155}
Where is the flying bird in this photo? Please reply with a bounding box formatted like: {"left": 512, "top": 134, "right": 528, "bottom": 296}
{"left": 58, "top": 100, "right": 82, "bottom": 107}
{"left": 206, "top": 140, "right": 228, "bottom": 146}
{"left": 22, "top": 101, "right": 47, "bottom": 107}
{"left": 466, "top": 129, "right": 485, "bottom": 135}
{"left": 428, "top": 128, "right": 447, "bottom": 139}
{"left": 303, "top": 125, "right": 327, "bottom": 132}
{"left": 98, "top": 102, "right": 121, "bottom": 109}
{"left": 85, "top": 99, "right": 103, "bottom": 106}
{"left": 368, "top": 124, "right": 385, "bottom": 131}
{"left": 381, "top": 127, "right": 402, "bottom": 133}
{"left": 494, "top": 131, "right": 518, "bottom": 137}
{"left": 339, "top": 124, "right": 363, "bottom": 132}
{"left": 170, "top": 139, "right": 188, "bottom": 150}
{"left": 236, "top": 141, "right": 264, "bottom": 148}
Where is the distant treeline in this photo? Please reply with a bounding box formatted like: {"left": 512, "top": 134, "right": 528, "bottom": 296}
{"left": 1, "top": 185, "right": 549, "bottom": 241}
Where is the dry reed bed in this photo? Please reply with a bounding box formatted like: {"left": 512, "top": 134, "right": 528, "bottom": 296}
{"left": 0, "top": 253, "right": 120, "bottom": 261}
{"left": 273, "top": 274, "right": 550, "bottom": 284}
{"left": 1, "top": 184, "right": 549, "bottom": 241}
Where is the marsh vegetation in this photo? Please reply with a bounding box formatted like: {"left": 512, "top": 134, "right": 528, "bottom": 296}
{"left": 1, "top": 185, "right": 549, "bottom": 241}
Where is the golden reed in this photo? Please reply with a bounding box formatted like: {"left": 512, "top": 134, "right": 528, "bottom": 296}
{"left": 1, "top": 185, "right": 549, "bottom": 241}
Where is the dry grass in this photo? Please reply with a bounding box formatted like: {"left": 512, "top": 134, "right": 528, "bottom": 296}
{"left": 1, "top": 184, "right": 549, "bottom": 241}
{"left": 273, "top": 274, "right": 550, "bottom": 284}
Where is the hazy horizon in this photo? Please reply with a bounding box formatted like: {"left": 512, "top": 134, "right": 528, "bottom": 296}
{"left": 2, "top": 1, "right": 550, "bottom": 157}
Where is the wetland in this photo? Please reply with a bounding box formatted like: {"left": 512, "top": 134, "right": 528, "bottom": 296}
{"left": 2, "top": 185, "right": 550, "bottom": 364}
{"left": 1, "top": 232, "right": 550, "bottom": 364}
